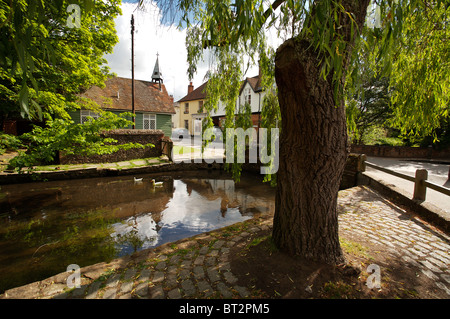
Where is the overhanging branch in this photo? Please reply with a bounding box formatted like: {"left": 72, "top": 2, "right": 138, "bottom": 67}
{"left": 202, "top": 0, "right": 287, "bottom": 49}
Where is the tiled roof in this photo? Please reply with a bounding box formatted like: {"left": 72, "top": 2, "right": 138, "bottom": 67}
{"left": 240, "top": 75, "right": 262, "bottom": 94}
{"left": 177, "top": 74, "right": 262, "bottom": 103}
{"left": 80, "top": 77, "right": 175, "bottom": 114}
{"left": 177, "top": 82, "right": 208, "bottom": 103}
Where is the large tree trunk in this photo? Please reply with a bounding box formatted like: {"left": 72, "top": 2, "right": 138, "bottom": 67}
{"left": 272, "top": 1, "right": 370, "bottom": 265}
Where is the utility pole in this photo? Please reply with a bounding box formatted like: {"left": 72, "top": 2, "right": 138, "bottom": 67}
{"left": 131, "top": 14, "right": 135, "bottom": 129}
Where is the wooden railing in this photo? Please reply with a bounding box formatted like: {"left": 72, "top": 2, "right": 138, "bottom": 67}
{"left": 364, "top": 161, "right": 450, "bottom": 201}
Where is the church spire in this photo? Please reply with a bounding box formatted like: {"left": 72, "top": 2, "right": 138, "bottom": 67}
{"left": 151, "top": 53, "right": 163, "bottom": 87}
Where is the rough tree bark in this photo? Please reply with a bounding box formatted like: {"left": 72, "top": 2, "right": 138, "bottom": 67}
{"left": 272, "top": 0, "right": 370, "bottom": 265}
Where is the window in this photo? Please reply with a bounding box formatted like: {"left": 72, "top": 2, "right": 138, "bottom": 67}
{"left": 184, "top": 120, "right": 189, "bottom": 130}
{"left": 184, "top": 103, "right": 189, "bottom": 114}
{"left": 245, "top": 89, "right": 251, "bottom": 105}
{"left": 80, "top": 110, "right": 100, "bottom": 124}
{"left": 198, "top": 100, "right": 204, "bottom": 113}
{"left": 143, "top": 114, "right": 156, "bottom": 130}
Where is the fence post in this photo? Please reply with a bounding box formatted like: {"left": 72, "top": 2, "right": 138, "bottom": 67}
{"left": 413, "top": 169, "right": 428, "bottom": 201}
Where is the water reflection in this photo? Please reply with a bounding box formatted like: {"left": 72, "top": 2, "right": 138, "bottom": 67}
{"left": 0, "top": 171, "right": 274, "bottom": 293}
{"left": 111, "top": 178, "right": 272, "bottom": 256}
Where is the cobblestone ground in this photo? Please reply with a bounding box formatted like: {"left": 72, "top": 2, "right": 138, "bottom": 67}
{"left": 0, "top": 222, "right": 267, "bottom": 299}
{"left": 338, "top": 186, "right": 450, "bottom": 296}
{"left": 1, "top": 186, "right": 449, "bottom": 299}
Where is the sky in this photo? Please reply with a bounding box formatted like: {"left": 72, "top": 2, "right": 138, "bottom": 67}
{"left": 104, "top": 0, "right": 281, "bottom": 102}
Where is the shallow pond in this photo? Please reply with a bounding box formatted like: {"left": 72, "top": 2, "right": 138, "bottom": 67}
{"left": 0, "top": 170, "right": 274, "bottom": 293}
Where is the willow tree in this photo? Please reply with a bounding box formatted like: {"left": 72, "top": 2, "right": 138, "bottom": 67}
{"left": 157, "top": 0, "right": 447, "bottom": 264}
{"left": 172, "top": 0, "right": 372, "bottom": 265}
{"left": 346, "top": 1, "right": 450, "bottom": 145}
{"left": 383, "top": 2, "right": 449, "bottom": 142}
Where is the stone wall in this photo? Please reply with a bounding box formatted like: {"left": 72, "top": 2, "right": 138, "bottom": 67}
{"left": 341, "top": 153, "right": 366, "bottom": 190}
{"left": 350, "top": 144, "right": 450, "bottom": 159}
{"left": 2, "top": 154, "right": 366, "bottom": 186}
{"left": 60, "top": 129, "right": 167, "bottom": 164}
{"left": 242, "top": 153, "right": 365, "bottom": 190}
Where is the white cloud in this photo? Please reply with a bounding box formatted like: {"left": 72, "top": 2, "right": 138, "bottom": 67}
{"left": 105, "top": 1, "right": 283, "bottom": 101}
{"left": 105, "top": 1, "right": 208, "bottom": 101}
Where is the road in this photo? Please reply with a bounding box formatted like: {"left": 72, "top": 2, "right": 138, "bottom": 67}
{"left": 364, "top": 156, "right": 450, "bottom": 214}
{"left": 171, "top": 137, "right": 225, "bottom": 163}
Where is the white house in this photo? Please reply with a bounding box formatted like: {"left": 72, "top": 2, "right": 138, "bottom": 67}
{"left": 210, "top": 74, "right": 266, "bottom": 130}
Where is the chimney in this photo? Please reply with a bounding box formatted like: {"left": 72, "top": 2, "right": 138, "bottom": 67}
{"left": 188, "top": 82, "right": 194, "bottom": 94}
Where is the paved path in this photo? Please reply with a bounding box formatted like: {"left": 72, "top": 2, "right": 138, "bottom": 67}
{"left": 339, "top": 186, "right": 450, "bottom": 296}
{"left": 172, "top": 139, "right": 225, "bottom": 163}
{"left": 1, "top": 186, "right": 449, "bottom": 299}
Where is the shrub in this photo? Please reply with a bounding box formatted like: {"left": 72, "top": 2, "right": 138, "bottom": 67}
{"left": 0, "top": 132, "right": 23, "bottom": 154}
{"left": 8, "top": 111, "right": 152, "bottom": 171}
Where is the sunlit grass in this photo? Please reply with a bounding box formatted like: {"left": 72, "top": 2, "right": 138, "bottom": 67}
{"left": 172, "top": 145, "right": 197, "bottom": 155}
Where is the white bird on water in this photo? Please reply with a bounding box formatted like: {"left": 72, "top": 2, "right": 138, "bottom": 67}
{"left": 151, "top": 179, "right": 163, "bottom": 187}
{"left": 134, "top": 177, "right": 143, "bottom": 183}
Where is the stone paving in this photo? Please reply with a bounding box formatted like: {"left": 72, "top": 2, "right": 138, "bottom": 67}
{"left": 338, "top": 186, "right": 450, "bottom": 296}
{"left": 1, "top": 185, "right": 449, "bottom": 299}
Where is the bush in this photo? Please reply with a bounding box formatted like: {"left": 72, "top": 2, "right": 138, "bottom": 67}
{"left": 376, "top": 137, "right": 404, "bottom": 146}
{"left": 361, "top": 126, "right": 387, "bottom": 145}
{"left": 8, "top": 111, "right": 152, "bottom": 171}
{"left": 360, "top": 125, "right": 406, "bottom": 146}
{"left": 0, "top": 132, "right": 22, "bottom": 154}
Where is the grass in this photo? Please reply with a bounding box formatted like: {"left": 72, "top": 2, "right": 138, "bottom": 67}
{"left": 20, "top": 157, "right": 166, "bottom": 172}
{"left": 0, "top": 148, "right": 168, "bottom": 173}
{"left": 248, "top": 235, "right": 270, "bottom": 248}
{"left": 339, "top": 238, "right": 371, "bottom": 259}
{"left": 172, "top": 145, "right": 197, "bottom": 155}
{"left": 320, "top": 281, "right": 356, "bottom": 299}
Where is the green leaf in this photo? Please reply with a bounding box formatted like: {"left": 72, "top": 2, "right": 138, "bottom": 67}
{"left": 18, "top": 83, "right": 29, "bottom": 118}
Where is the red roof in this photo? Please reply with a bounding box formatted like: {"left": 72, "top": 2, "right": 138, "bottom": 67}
{"left": 177, "top": 75, "right": 262, "bottom": 103}
{"left": 177, "top": 81, "right": 208, "bottom": 103}
{"left": 80, "top": 77, "right": 175, "bottom": 114}
{"left": 240, "top": 75, "right": 262, "bottom": 94}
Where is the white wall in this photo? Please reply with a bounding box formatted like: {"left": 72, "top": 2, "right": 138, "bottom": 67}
{"left": 172, "top": 103, "right": 181, "bottom": 128}
{"left": 210, "top": 81, "right": 266, "bottom": 118}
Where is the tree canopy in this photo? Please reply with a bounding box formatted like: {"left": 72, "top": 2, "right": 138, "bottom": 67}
{"left": 156, "top": 0, "right": 450, "bottom": 262}
{"left": 348, "top": 1, "right": 450, "bottom": 144}
{"left": 0, "top": 0, "right": 121, "bottom": 121}
{"left": 385, "top": 2, "right": 449, "bottom": 141}
{"left": 164, "top": 0, "right": 450, "bottom": 175}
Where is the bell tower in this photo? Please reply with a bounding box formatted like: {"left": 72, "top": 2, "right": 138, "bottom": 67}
{"left": 152, "top": 53, "right": 163, "bottom": 90}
